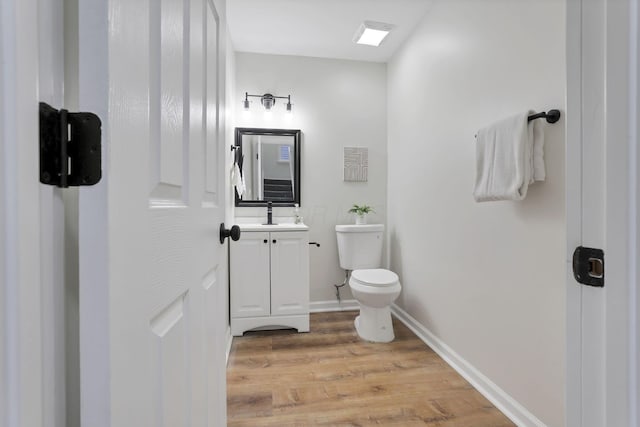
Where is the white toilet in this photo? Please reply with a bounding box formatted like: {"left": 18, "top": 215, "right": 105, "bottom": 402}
{"left": 335, "top": 224, "right": 401, "bottom": 343}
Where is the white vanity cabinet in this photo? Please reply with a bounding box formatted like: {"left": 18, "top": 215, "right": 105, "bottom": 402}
{"left": 230, "top": 224, "right": 309, "bottom": 336}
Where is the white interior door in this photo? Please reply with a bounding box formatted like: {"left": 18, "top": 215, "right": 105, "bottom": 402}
{"left": 77, "top": 0, "right": 228, "bottom": 425}
{"left": 566, "top": 0, "right": 639, "bottom": 425}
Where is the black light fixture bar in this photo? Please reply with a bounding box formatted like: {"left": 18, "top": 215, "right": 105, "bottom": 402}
{"left": 244, "top": 92, "right": 292, "bottom": 112}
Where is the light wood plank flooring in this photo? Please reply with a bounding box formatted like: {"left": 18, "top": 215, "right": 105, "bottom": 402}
{"left": 227, "top": 311, "right": 515, "bottom": 426}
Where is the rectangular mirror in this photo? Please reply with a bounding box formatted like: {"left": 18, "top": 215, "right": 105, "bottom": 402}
{"left": 234, "top": 127, "right": 301, "bottom": 207}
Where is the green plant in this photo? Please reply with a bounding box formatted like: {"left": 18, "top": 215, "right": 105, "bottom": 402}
{"left": 348, "top": 204, "right": 375, "bottom": 216}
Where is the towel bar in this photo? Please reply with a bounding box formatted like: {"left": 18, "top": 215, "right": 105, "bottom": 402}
{"left": 474, "top": 109, "right": 561, "bottom": 138}
{"left": 527, "top": 109, "right": 561, "bottom": 123}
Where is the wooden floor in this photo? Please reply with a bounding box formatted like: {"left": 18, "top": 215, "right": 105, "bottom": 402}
{"left": 227, "top": 311, "right": 515, "bottom": 426}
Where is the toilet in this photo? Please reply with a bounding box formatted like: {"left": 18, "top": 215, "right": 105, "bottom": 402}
{"left": 335, "top": 224, "right": 401, "bottom": 343}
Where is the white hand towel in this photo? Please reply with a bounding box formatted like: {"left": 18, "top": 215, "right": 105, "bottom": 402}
{"left": 473, "top": 111, "right": 541, "bottom": 202}
{"left": 231, "top": 163, "right": 245, "bottom": 197}
{"left": 240, "top": 170, "right": 247, "bottom": 196}
{"left": 530, "top": 118, "right": 546, "bottom": 181}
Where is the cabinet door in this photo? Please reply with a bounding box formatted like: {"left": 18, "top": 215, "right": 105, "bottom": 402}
{"left": 270, "top": 231, "right": 309, "bottom": 316}
{"left": 230, "top": 231, "right": 270, "bottom": 318}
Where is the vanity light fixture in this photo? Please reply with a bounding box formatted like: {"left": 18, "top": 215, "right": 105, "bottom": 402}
{"left": 353, "top": 21, "right": 394, "bottom": 47}
{"left": 243, "top": 92, "right": 293, "bottom": 113}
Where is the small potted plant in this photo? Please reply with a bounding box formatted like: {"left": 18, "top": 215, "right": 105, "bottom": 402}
{"left": 348, "top": 204, "right": 374, "bottom": 225}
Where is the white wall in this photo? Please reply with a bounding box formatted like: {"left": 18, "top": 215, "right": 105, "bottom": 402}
{"left": 387, "top": 1, "right": 565, "bottom": 426}
{"left": 233, "top": 52, "right": 387, "bottom": 302}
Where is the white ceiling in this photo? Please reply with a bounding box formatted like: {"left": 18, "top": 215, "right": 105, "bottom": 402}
{"left": 227, "top": 0, "right": 433, "bottom": 63}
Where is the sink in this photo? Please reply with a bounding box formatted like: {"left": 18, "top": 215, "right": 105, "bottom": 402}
{"left": 237, "top": 223, "right": 309, "bottom": 232}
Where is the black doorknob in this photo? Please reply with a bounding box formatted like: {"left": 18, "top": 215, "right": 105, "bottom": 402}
{"left": 219, "top": 223, "right": 241, "bottom": 244}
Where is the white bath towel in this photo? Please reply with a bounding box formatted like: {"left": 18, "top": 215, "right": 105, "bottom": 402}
{"left": 231, "top": 163, "right": 245, "bottom": 197}
{"left": 473, "top": 111, "right": 545, "bottom": 202}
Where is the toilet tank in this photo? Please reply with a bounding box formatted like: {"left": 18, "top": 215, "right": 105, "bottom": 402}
{"left": 335, "top": 224, "right": 384, "bottom": 270}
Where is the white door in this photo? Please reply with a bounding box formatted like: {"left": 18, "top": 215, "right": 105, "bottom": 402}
{"left": 77, "top": 0, "right": 229, "bottom": 426}
{"left": 270, "top": 231, "right": 309, "bottom": 316}
{"left": 566, "top": 0, "right": 639, "bottom": 425}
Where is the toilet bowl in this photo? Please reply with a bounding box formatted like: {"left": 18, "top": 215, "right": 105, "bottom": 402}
{"left": 349, "top": 268, "right": 401, "bottom": 343}
{"left": 335, "top": 224, "right": 402, "bottom": 343}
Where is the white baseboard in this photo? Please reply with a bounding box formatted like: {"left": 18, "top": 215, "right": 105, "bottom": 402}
{"left": 391, "top": 304, "right": 547, "bottom": 427}
{"left": 225, "top": 326, "right": 232, "bottom": 366}
{"left": 309, "top": 299, "right": 359, "bottom": 313}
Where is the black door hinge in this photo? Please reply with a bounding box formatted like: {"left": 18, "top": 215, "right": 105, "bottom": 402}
{"left": 573, "top": 246, "right": 604, "bottom": 287}
{"left": 39, "top": 102, "right": 102, "bottom": 188}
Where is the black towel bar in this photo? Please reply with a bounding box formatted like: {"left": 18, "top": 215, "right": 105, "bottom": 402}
{"left": 474, "top": 109, "right": 561, "bottom": 138}
{"left": 527, "top": 109, "right": 561, "bottom": 124}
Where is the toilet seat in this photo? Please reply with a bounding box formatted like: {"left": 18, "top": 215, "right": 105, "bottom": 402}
{"left": 351, "top": 269, "right": 399, "bottom": 288}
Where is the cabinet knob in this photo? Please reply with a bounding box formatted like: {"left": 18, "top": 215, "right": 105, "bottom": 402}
{"left": 263, "top": 239, "right": 268, "bottom": 244}
{"left": 272, "top": 239, "right": 276, "bottom": 244}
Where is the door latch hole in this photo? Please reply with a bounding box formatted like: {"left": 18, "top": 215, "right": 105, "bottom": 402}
{"left": 588, "top": 258, "right": 603, "bottom": 278}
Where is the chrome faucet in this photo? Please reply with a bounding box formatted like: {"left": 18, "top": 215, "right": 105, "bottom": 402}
{"left": 267, "top": 201, "right": 273, "bottom": 225}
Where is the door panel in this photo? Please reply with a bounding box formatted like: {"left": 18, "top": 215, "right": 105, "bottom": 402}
{"left": 204, "top": 1, "right": 219, "bottom": 203}
{"left": 150, "top": 293, "right": 188, "bottom": 427}
{"left": 270, "top": 231, "right": 309, "bottom": 316}
{"left": 150, "top": 0, "right": 186, "bottom": 203}
{"left": 202, "top": 266, "right": 224, "bottom": 422}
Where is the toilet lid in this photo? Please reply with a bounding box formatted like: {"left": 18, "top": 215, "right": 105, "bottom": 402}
{"left": 351, "top": 269, "right": 399, "bottom": 287}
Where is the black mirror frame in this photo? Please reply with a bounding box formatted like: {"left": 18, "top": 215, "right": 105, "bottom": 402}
{"left": 234, "top": 127, "right": 301, "bottom": 207}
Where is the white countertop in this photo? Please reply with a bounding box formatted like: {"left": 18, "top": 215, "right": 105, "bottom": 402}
{"left": 238, "top": 223, "right": 309, "bottom": 232}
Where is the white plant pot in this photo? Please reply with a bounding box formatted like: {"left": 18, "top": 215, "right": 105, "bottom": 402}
{"left": 355, "top": 214, "right": 367, "bottom": 225}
